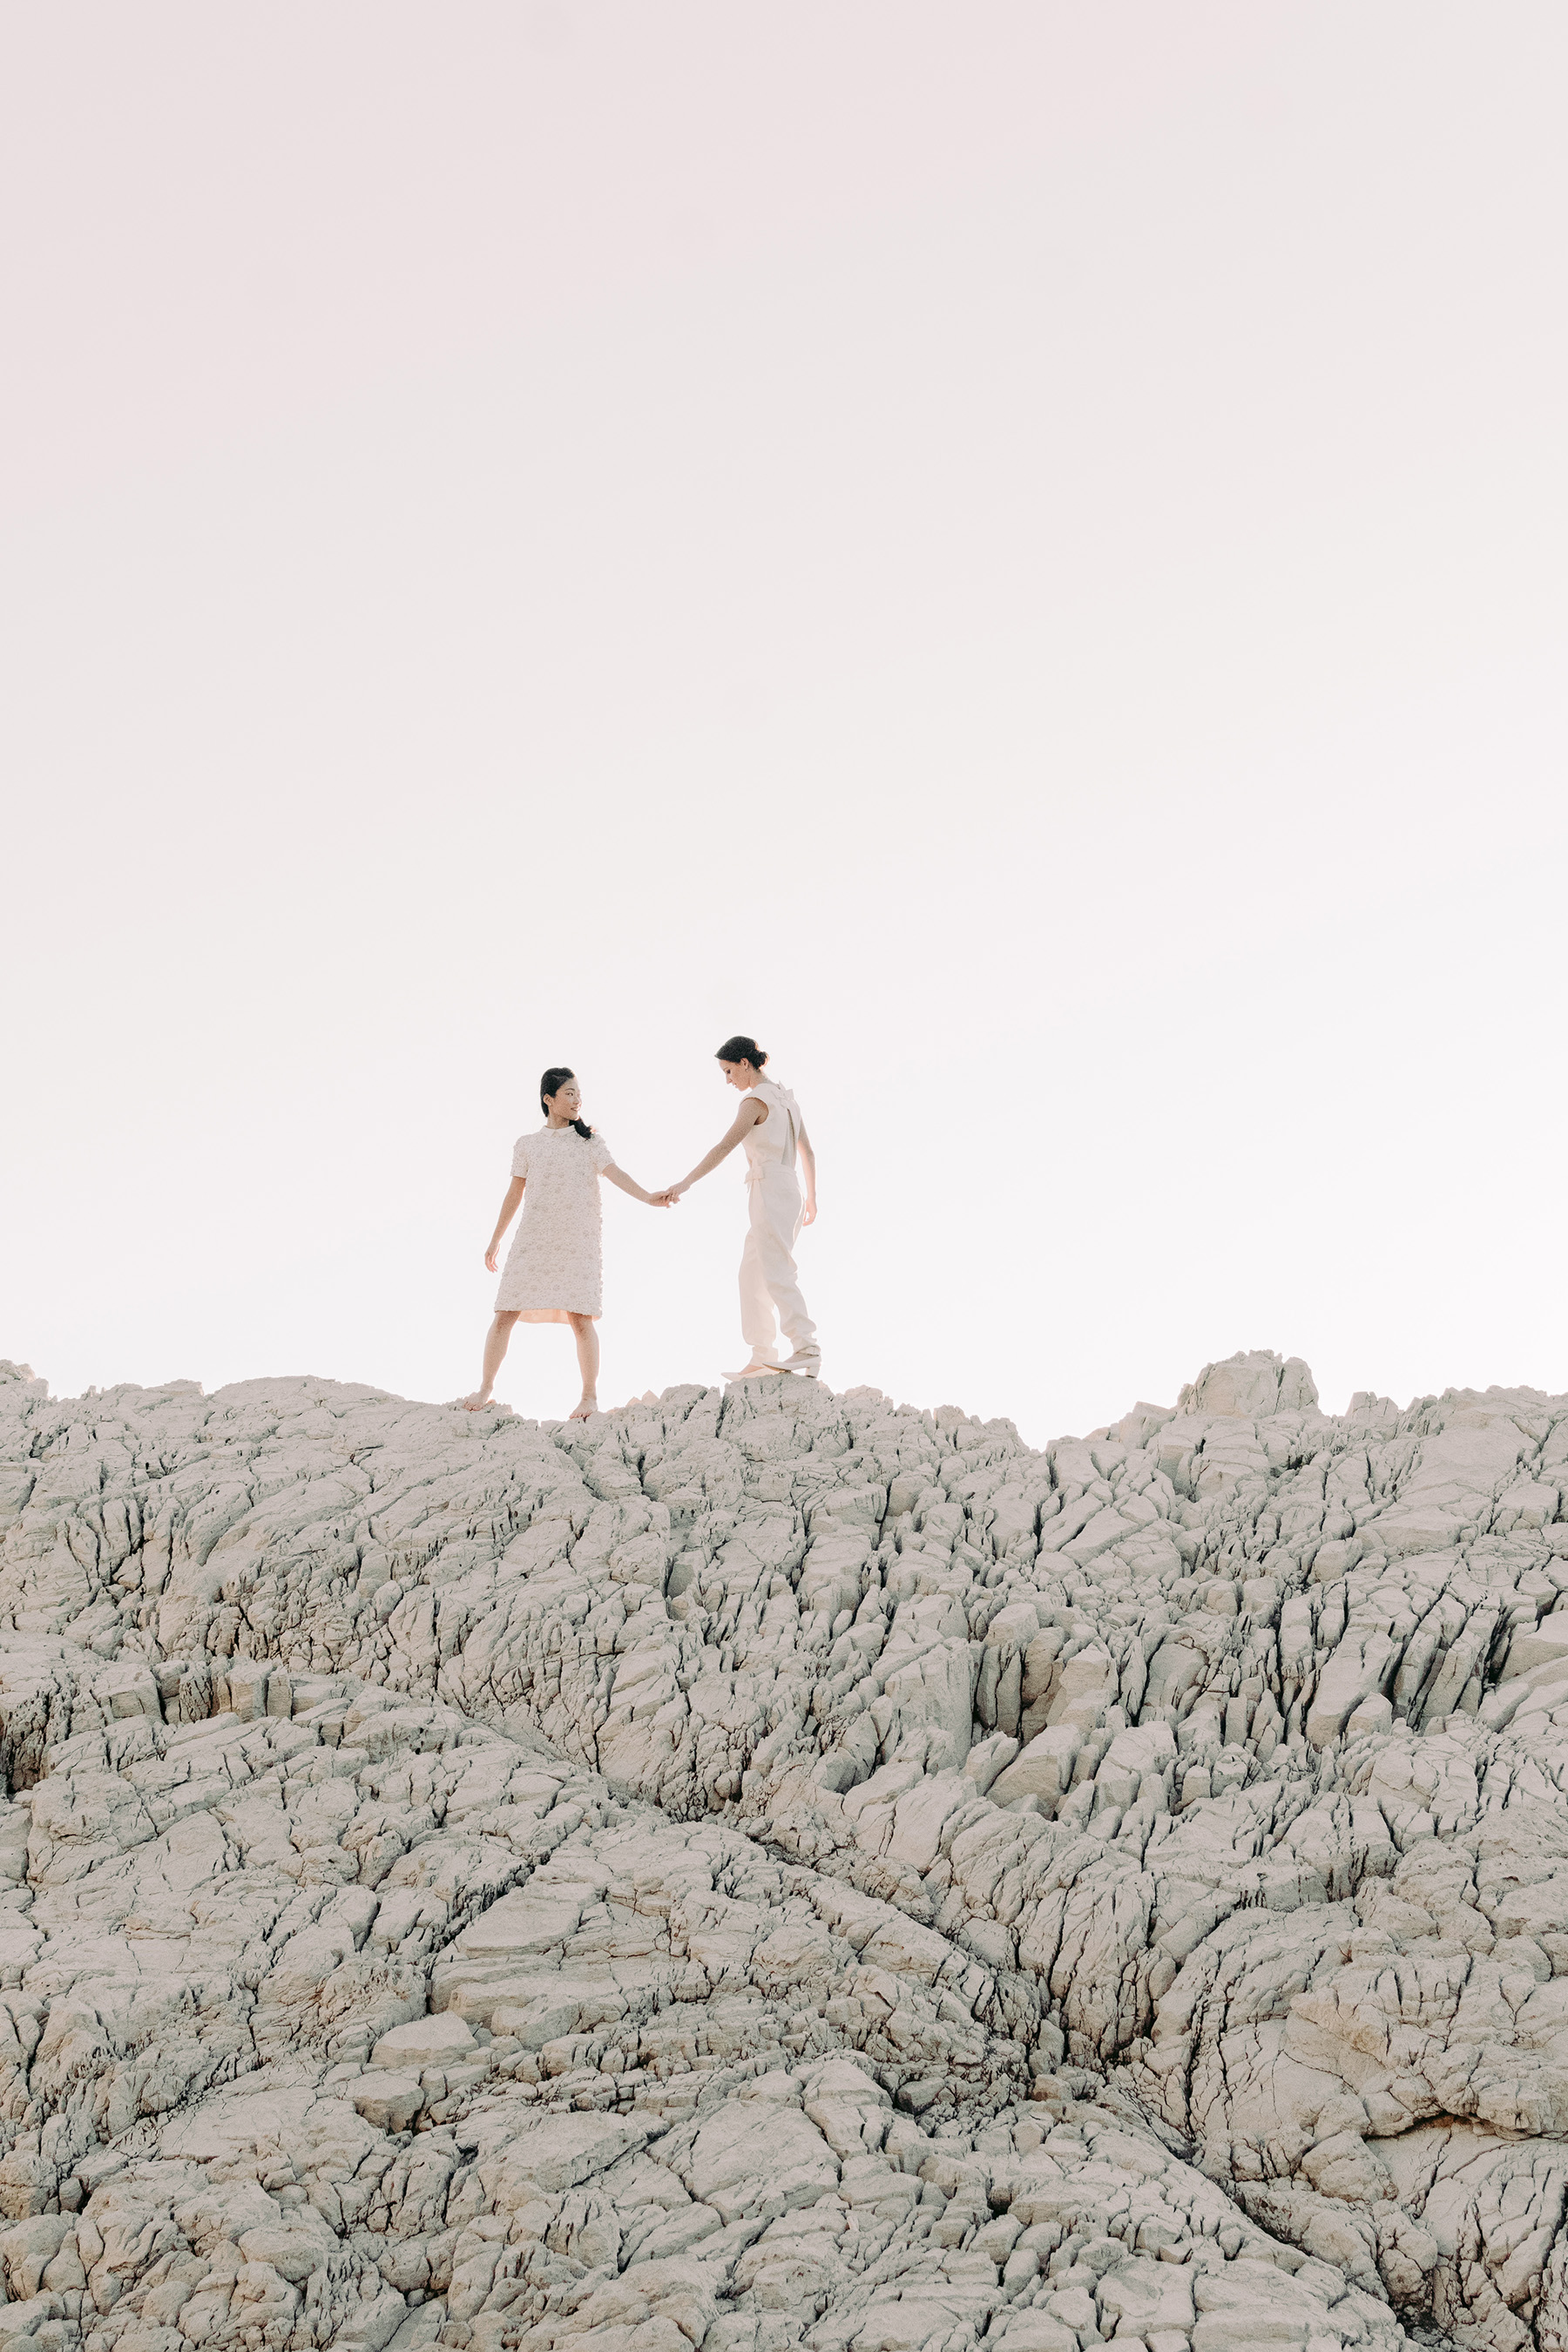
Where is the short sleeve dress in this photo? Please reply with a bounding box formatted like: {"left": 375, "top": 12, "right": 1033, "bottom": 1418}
{"left": 495, "top": 1125, "right": 616, "bottom": 1321}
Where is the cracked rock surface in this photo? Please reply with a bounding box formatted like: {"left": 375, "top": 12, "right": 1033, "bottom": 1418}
{"left": 3, "top": 1349, "right": 1568, "bottom": 2352}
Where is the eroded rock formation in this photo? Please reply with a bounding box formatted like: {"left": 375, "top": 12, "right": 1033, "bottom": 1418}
{"left": 1, "top": 1347, "right": 1565, "bottom": 2352}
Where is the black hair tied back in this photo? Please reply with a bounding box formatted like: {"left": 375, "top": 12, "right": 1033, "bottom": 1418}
{"left": 539, "top": 1065, "right": 594, "bottom": 1140}
{"left": 715, "top": 1034, "right": 767, "bottom": 1070}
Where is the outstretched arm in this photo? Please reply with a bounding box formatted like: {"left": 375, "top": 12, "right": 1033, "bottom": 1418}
{"left": 796, "top": 1122, "right": 818, "bottom": 1226}
{"left": 484, "top": 1176, "right": 524, "bottom": 1272}
{"left": 604, "top": 1163, "right": 670, "bottom": 1207}
{"left": 661, "top": 1099, "right": 766, "bottom": 1200}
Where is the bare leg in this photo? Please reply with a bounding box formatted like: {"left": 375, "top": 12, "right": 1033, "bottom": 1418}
{"left": 464, "top": 1312, "right": 519, "bottom": 1409}
{"left": 566, "top": 1314, "right": 600, "bottom": 1420}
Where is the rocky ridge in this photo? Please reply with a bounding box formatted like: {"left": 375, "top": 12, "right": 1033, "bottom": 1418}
{"left": 1, "top": 1348, "right": 1566, "bottom": 2352}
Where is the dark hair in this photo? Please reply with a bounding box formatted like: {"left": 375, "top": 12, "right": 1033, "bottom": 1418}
{"left": 715, "top": 1035, "right": 767, "bottom": 1070}
{"left": 540, "top": 1066, "right": 594, "bottom": 1140}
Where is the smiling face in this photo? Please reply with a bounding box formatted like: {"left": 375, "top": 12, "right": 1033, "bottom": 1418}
{"left": 544, "top": 1077, "right": 583, "bottom": 1124}
{"left": 719, "top": 1058, "right": 757, "bottom": 1092}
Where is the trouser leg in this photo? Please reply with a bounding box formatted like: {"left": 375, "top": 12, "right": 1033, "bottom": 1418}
{"left": 739, "top": 1219, "right": 781, "bottom": 1362}
{"left": 754, "top": 1179, "right": 817, "bottom": 1356}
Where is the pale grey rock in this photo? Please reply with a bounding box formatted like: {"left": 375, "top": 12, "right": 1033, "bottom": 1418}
{"left": 349, "top": 2070, "right": 426, "bottom": 2130}
{"left": 371, "top": 2015, "right": 477, "bottom": 2072}
{"left": 986, "top": 1727, "right": 1078, "bottom": 1813}
{"left": 6, "top": 1358, "right": 1568, "bottom": 2347}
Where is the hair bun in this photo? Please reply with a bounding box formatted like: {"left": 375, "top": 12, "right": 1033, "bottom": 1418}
{"left": 715, "top": 1034, "right": 767, "bottom": 1068}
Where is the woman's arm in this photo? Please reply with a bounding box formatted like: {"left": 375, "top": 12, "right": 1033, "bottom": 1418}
{"left": 484, "top": 1177, "right": 524, "bottom": 1272}
{"left": 604, "top": 1164, "right": 670, "bottom": 1207}
{"left": 662, "top": 1099, "right": 766, "bottom": 1199}
{"left": 796, "top": 1122, "right": 818, "bottom": 1226}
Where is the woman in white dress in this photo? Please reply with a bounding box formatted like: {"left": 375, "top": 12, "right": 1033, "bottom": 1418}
{"left": 661, "top": 1036, "right": 820, "bottom": 1379}
{"left": 466, "top": 1067, "right": 669, "bottom": 1421}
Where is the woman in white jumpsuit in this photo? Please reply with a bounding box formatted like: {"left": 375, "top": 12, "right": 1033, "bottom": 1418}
{"left": 661, "top": 1036, "right": 820, "bottom": 1378}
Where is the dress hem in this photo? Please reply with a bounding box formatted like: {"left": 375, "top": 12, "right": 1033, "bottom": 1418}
{"left": 497, "top": 1305, "right": 602, "bottom": 1323}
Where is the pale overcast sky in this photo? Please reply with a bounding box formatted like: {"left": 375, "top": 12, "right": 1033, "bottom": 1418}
{"left": 3, "top": 4, "right": 1565, "bottom": 1441}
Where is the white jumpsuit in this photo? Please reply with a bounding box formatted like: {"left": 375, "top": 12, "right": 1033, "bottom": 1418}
{"left": 738, "top": 1079, "right": 819, "bottom": 1367}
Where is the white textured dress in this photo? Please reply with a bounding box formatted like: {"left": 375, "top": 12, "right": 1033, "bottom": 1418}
{"left": 495, "top": 1125, "right": 615, "bottom": 1321}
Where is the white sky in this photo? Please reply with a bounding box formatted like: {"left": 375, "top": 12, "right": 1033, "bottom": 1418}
{"left": 3, "top": 4, "right": 1565, "bottom": 1444}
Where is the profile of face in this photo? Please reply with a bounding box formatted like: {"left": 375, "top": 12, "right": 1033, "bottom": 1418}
{"left": 718, "top": 1059, "right": 757, "bottom": 1092}
{"left": 544, "top": 1078, "right": 583, "bottom": 1121}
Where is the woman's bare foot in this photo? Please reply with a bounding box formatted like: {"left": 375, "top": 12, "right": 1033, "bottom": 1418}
{"left": 568, "top": 1392, "right": 599, "bottom": 1423}
{"left": 461, "top": 1391, "right": 494, "bottom": 1412}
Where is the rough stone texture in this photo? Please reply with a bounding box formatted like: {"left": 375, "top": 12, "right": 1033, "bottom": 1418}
{"left": 6, "top": 1347, "right": 1568, "bottom": 2350}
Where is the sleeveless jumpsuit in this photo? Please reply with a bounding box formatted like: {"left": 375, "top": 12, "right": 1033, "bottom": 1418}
{"left": 738, "top": 1078, "right": 819, "bottom": 1367}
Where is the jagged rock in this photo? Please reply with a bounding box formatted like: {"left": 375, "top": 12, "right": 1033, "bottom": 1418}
{"left": 5, "top": 1348, "right": 1568, "bottom": 2347}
